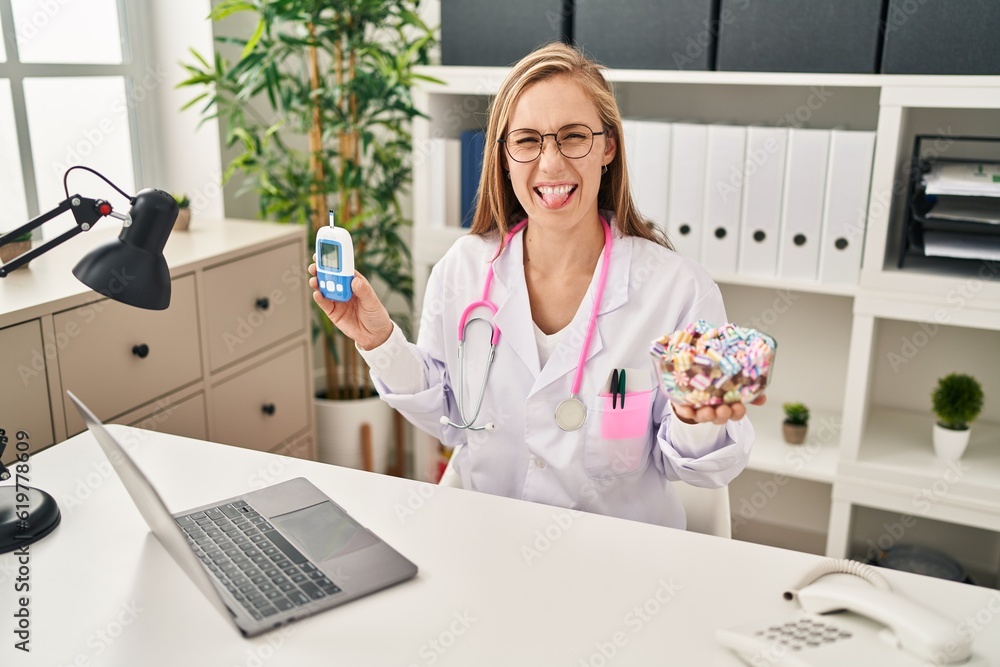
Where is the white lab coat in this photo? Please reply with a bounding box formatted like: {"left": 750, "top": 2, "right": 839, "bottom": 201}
{"left": 364, "top": 220, "right": 754, "bottom": 528}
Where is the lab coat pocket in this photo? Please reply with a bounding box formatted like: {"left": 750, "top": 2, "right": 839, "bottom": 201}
{"left": 583, "top": 389, "right": 655, "bottom": 480}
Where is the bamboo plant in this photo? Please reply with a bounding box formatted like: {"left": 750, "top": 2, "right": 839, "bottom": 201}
{"left": 178, "top": 0, "right": 437, "bottom": 400}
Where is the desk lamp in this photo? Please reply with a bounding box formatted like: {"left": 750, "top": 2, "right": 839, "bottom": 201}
{"left": 0, "top": 166, "right": 177, "bottom": 554}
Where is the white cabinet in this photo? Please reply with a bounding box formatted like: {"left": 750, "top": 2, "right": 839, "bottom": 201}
{"left": 409, "top": 65, "right": 1000, "bottom": 586}
{"left": 0, "top": 320, "right": 55, "bottom": 450}
{"left": 0, "top": 220, "right": 316, "bottom": 463}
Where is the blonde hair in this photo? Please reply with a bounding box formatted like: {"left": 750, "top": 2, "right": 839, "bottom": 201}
{"left": 469, "top": 42, "right": 671, "bottom": 250}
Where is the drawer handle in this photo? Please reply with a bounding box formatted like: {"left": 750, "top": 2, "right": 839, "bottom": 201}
{"left": 261, "top": 403, "right": 276, "bottom": 416}
{"left": 255, "top": 297, "right": 270, "bottom": 311}
{"left": 132, "top": 344, "right": 150, "bottom": 359}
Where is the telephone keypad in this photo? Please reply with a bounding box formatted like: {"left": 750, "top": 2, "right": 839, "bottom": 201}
{"left": 754, "top": 618, "right": 852, "bottom": 651}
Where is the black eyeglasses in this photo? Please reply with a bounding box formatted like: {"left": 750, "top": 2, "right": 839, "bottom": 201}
{"left": 498, "top": 124, "right": 606, "bottom": 163}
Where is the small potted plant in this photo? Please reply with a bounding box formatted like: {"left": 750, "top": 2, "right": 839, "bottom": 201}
{"left": 0, "top": 230, "right": 33, "bottom": 269}
{"left": 173, "top": 193, "right": 191, "bottom": 231}
{"left": 931, "top": 373, "right": 984, "bottom": 461}
{"left": 782, "top": 402, "right": 810, "bottom": 445}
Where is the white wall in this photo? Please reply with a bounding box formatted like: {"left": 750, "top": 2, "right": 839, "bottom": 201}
{"left": 145, "top": 0, "right": 224, "bottom": 221}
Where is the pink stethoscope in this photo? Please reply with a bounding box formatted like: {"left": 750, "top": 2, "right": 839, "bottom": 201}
{"left": 440, "top": 217, "right": 613, "bottom": 432}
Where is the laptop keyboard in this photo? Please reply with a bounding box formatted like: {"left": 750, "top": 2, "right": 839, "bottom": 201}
{"left": 175, "top": 500, "right": 341, "bottom": 620}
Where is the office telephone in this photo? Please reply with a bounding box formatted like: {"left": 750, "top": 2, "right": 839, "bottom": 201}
{"left": 716, "top": 559, "right": 986, "bottom": 666}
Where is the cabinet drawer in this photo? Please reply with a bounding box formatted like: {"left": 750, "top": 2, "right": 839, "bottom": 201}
{"left": 210, "top": 344, "right": 310, "bottom": 452}
{"left": 128, "top": 392, "right": 208, "bottom": 441}
{"left": 203, "top": 242, "right": 308, "bottom": 371}
{"left": 0, "top": 320, "right": 54, "bottom": 452}
{"left": 59, "top": 274, "right": 203, "bottom": 436}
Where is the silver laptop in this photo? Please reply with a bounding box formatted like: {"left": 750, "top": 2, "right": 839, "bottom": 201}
{"left": 68, "top": 391, "right": 418, "bottom": 637}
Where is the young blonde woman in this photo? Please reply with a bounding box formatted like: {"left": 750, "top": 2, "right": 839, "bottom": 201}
{"left": 309, "top": 42, "right": 762, "bottom": 528}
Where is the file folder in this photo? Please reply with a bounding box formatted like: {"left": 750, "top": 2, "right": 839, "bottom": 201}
{"left": 738, "top": 127, "right": 788, "bottom": 277}
{"left": 818, "top": 130, "right": 875, "bottom": 285}
{"left": 700, "top": 125, "right": 746, "bottom": 273}
{"left": 429, "top": 137, "right": 462, "bottom": 228}
{"left": 621, "top": 118, "right": 641, "bottom": 206}
{"left": 778, "top": 128, "right": 830, "bottom": 281}
{"left": 629, "top": 120, "right": 672, "bottom": 233}
{"left": 460, "top": 129, "right": 486, "bottom": 228}
{"left": 667, "top": 123, "right": 709, "bottom": 259}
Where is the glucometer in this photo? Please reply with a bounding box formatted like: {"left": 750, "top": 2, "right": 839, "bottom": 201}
{"left": 316, "top": 210, "right": 355, "bottom": 302}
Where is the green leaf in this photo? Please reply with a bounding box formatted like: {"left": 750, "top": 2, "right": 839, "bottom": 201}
{"left": 179, "top": 91, "right": 209, "bottom": 111}
{"left": 242, "top": 18, "right": 267, "bottom": 59}
{"left": 210, "top": 0, "right": 257, "bottom": 22}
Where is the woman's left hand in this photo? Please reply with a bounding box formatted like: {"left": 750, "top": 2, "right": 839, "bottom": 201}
{"left": 673, "top": 394, "right": 767, "bottom": 426}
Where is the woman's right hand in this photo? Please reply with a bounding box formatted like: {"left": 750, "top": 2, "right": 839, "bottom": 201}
{"left": 308, "top": 259, "right": 394, "bottom": 351}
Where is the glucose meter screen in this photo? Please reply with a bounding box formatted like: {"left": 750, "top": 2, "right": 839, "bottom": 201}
{"left": 320, "top": 242, "right": 341, "bottom": 271}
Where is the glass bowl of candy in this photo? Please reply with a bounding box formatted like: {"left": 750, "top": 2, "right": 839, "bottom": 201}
{"left": 649, "top": 320, "right": 777, "bottom": 408}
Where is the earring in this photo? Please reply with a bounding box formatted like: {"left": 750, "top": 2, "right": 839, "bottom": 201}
{"left": 601, "top": 164, "right": 608, "bottom": 175}
{"left": 506, "top": 172, "right": 511, "bottom": 180}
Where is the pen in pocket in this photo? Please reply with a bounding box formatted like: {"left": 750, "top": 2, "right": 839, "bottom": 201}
{"left": 619, "top": 369, "right": 626, "bottom": 409}
{"left": 611, "top": 369, "right": 619, "bottom": 409}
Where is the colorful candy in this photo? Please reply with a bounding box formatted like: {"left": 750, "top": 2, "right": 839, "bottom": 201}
{"left": 649, "top": 320, "right": 776, "bottom": 409}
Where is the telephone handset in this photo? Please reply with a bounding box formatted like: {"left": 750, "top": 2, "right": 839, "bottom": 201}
{"left": 716, "top": 559, "right": 984, "bottom": 666}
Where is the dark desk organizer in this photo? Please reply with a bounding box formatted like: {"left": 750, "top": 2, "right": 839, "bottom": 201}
{"left": 898, "top": 135, "right": 1000, "bottom": 269}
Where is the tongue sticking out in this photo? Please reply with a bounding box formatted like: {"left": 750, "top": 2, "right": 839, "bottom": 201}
{"left": 537, "top": 187, "right": 574, "bottom": 208}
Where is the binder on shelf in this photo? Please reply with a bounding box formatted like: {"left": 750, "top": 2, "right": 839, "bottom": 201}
{"left": 667, "top": 123, "right": 709, "bottom": 259}
{"left": 818, "top": 130, "right": 875, "bottom": 285}
{"left": 460, "top": 129, "right": 486, "bottom": 228}
{"left": 700, "top": 125, "right": 746, "bottom": 273}
{"left": 778, "top": 128, "right": 831, "bottom": 281}
{"left": 627, "top": 119, "right": 671, "bottom": 233}
{"left": 428, "top": 137, "right": 462, "bottom": 229}
{"left": 738, "top": 127, "right": 788, "bottom": 277}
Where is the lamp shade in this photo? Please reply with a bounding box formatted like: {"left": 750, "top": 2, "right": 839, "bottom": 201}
{"left": 72, "top": 188, "right": 177, "bottom": 310}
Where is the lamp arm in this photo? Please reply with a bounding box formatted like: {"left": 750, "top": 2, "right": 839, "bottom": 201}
{"left": 0, "top": 429, "right": 9, "bottom": 482}
{"left": 0, "top": 195, "right": 115, "bottom": 278}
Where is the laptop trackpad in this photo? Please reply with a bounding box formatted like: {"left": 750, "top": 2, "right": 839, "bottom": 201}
{"left": 270, "top": 501, "right": 378, "bottom": 561}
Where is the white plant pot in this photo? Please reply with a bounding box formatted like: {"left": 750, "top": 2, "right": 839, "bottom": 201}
{"left": 315, "top": 394, "right": 393, "bottom": 473}
{"left": 932, "top": 423, "right": 971, "bottom": 461}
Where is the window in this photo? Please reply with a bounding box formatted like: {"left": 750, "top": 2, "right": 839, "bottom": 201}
{"left": 0, "top": 0, "right": 149, "bottom": 235}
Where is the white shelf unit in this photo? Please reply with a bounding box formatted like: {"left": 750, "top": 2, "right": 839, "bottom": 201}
{"left": 410, "top": 65, "right": 1000, "bottom": 583}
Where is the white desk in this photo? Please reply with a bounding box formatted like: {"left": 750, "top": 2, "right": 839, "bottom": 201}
{"left": 2, "top": 429, "right": 999, "bottom": 666}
